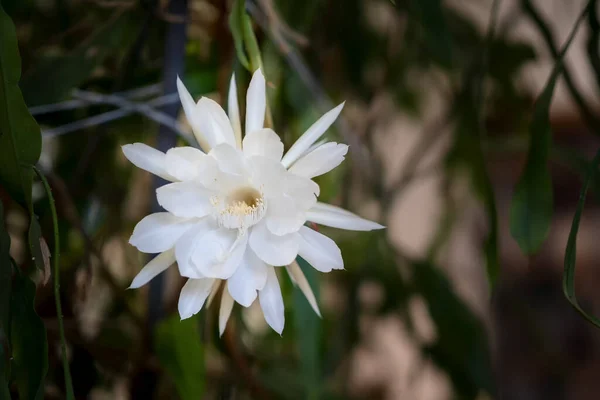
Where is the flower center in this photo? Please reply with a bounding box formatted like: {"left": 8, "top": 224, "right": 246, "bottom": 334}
{"left": 213, "top": 186, "right": 266, "bottom": 230}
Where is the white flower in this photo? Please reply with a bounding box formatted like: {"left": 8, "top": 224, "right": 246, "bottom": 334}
{"left": 123, "top": 69, "right": 384, "bottom": 335}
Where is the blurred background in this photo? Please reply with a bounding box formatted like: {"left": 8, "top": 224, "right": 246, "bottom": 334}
{"left": 2, "top": 0, "right": 600, "bottom": 398}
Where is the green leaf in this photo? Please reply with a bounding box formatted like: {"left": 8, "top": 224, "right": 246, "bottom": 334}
{"left": 10, "top": 273, "right": 48, "bottom": 400}
{"left": 563, "top": 148, "right": 600, "bottom": 329}
{"left": 155, "top": 314, "right": 205, "bottom": 400}
{"left": 413, "top": 262, "right": 494, "bottom": 397}
{"left": 406, "top": 0, "right": 453, "bottom": 68}
{"left": 229, "top": 0, "right": 251, "bottom": 70}
{"left": 293, "top": 258, "right": 321, "bottom": 400}
{"left": 509, "top": 4, "right": 589, "bottom": 254}
{"left": 0, "top": 200, "right": 11, "bottom": 391}
{"left": 0, "top": 3, "right": 41, "bottom": 208}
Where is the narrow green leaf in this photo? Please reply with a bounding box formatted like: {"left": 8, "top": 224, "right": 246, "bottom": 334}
{"left": 155, "top": 314, "right": 205, "bottom": 400}
{"left": 0, "top": 3, "right": 41, "bottom": 208}
{"left": 10, "top": 273, "right": 48, "bottom": 400}
{"left": 413, "top": 262, "right": 494, "bottom": 396}
{"left": 0, "top": 200, "right": 11, "bottom": 392}
{"left": 229, "top": 0, "right": 251, "bottom": 70}
{"left": 509, "top": 3, "right": 589, "bottom": 254}
{"left": 293, "top": 258, "right": 321, "bottom": 400}
{"left": 563, "top": 148, "right": 600, "bottom": 329}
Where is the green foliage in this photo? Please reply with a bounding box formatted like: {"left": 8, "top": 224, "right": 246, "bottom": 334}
{"left": 0, "top": 201, "right": 11, "bottom": 392}
{"left": 10, "top": 272, "right": 48, "bottom": 400}
{"left": 406, "top": 0, "right": 453, "bottom": 68}
{"left": 509, "top": 4, "right": 589, "bottom": 254}
{"left": 155, "top": 314, "right": 205, "bottom": 400}
{"left": 229, "top": 0, "right": 263, "bottom": 72}
{"left": 562, "top": 148, "right": 600, "bottom": 328}
{"left": 293, "top": 258, "right": 321, "bottom": 400}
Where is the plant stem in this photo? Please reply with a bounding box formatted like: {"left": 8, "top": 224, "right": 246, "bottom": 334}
{"left": 33, "top": 166, "right": 74, "bottom": 400}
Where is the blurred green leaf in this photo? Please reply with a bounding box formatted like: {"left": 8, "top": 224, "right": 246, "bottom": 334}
{"left": 155, "top": 314, "right": 205, "bottom": 400}
{"left": 0, "top": 200, "right": 11, "bottom": 389}
{"left": 27, "top": 217, "right": 47, "bottom": 278}
{"left": 10, "top": 273, "right": 48, "bottom": 400}
{"left": 229, "top": 0, "right": 251, "bottom": 70}
{"left": 563, "top": 148, "right": 600, "bottom": 329}
{"left": 293, "top": 258, "right": 321, "bottom": 400}
{"left": 509, "top": 4, "right": 588, "bottom": 254}
{"left": 405, "top": 0, "right": 453, "bottom": 68}
{"left": 20, "top": 12, "right": 135, "bottom": 106}
{"left": 0, "top": 2, "right": 41, "bottom": 208}
{"left": 413, "top": 262, "right": 494, "bottom": 397}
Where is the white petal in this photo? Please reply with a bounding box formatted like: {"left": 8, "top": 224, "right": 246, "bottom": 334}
{"left": 228, "top": 74, "right": 243, "bottom": 148}
{"left": 284, "top": 173, "right": 319, "bottom": 210}
{"left": 289, "top": 142, "right": 348, "bottom": 178}
{"left": 249, "top": 222, "right": 300, "bottom": 266}
{"left": 286, "top": 260, "right": 321, "bottom": 317}
{"left": 177, "top": 77, "right": 211, "bottom": 151}
{"left": 129, "top": 249, "right": 175, "bottom": 289}
{"left": 219, "top": 288, "right": 235, "bottom": 336}
{"left": 122, "top": 143, "right": 174, "bottom": 181}
{"left": 265, "top": 196, "right": 305, "bottom": 236}
{"left": 245, "top": 68, "right": 266, "bottom": 135}
{"left": 281, "top": 102, "right": 345, "bottom": 168}
{"left": 129, "top": 213, "right": 196, "bottom": 253}
{"left": 306, "top": 202, "right": 385, "bottom": 231}
{"left": 243, "top": 128, "right": 284, "bottom": 161}
{"left": 248, "top": 156, "right": 287, "bottom": 197}
{"left": 190, "top": 229, "right": 247, "bottom": 279}
{"left": 165, "top": 147, "right": 221, "bottom": 186}
{"left": 175, "top": 219, "right": 214, "bottom": 279}
{"left": 156, "top": 181, "right": 214, "bottom": 218}
{"left": 209, "top": 143, "right": 247, "bottom": 177}
{"left": 259, "top": 267, "right": 284, "bottom": 334}
{"left": 227, "top": 248, "right": 268, "bottom": 307}
{"left": 196, "top": 97, "right": 236, "bottom": 148}
{"left": 297, "top": 226, "right": 343, "bottom": 272}
{"left": 206, "top": 279, "right": 222, "bottom": 308}
{"left": 178, "top": 278, "right": 215, "bottom": 319}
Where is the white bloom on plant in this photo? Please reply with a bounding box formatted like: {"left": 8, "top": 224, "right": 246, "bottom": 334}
{"left": 123, "top": 69, "right": 384, "bottom": 335}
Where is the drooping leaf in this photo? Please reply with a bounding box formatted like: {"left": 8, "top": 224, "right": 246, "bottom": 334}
{"left": 0, "top": 200, "right": 11, "bottom": 391}
{"left": 155, "top": 314, "right": 205, "bottom": 400}
{"left": 10, "top": 273, "right": 48, "bottom": 400}
{"left": 292, "top": 258, "right": 321, "bottom": 400}
{"left": 229, "top": 0, "right": 251, "bottom": 70}
{"left": 509, "top": 4, "right": 589, "bottom": 254}
{"left": 413, "top": 262, "right": 494, "bottom": 397}
{"left": 0, "top": 3, "right": 42, "bottom": 208}
{"left": 563, "top": 148, "right": 600, "bottom": 329}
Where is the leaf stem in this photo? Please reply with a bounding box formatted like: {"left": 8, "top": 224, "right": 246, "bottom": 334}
{"left": 33, "top": 166, "right": 74, "bottom": 400}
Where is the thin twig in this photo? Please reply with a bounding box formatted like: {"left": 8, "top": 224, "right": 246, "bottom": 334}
{"left": 33, "top": 166, "right": 75, "bottom": 400}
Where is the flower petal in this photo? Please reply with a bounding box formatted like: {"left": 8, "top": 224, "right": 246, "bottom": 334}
{"left": 248, "top": 156, "right": 287, "bottom": 197}
{"left": 284, "top": 173, "right": 319, "bottom": 210}
{"left": 129, "top": 213, "right": 196, "bottom": 253}
{"left": 165, "top": 147, "right": 221, "bottom": 187}
{"left": 196, "top": 97, "right": 236, "bottom": 148}
{"left": 249, "top": 222, "right": 300, "bottom": 266}
{"left": 177, "top": 77, "right": 211, "bottom": 151}
{"left": 306, "top": 202, "right": 385, "bottom": 231}
{"left": 227, "top": 248, "right": 268, "bottom": 307}
{"left": 210, "top": 143, "right": 247, "bottom": 177}
{"left": 297, "top": 226, "right": 343, "bottom": 272}
{"left": 219, "top": 288, "right": 235, "bottom": 337}
{"left": 129, "top": 249, "right": 175, "bottom": 289}
{"left": 228, "top": 74, "right": 243, "bottom": 148}
{"left": 245, "top": 68, "right": 266, "bottom": 135}
{"left": 289, "top": 142, "right": 348, "bottom": 178}
{"left": 156, "top": 181, "right": 214, "bottom": 218}
{"left": 178, "top": 278, "right": 215, "bottom": 319}
{"left": 190, "top": 228, "right": 247, "bottom": 279}
{"left": 286, "top": 260, "right": 321, "bottom": 317}
{"left": 265, "top": 196, "right": 305, "bottom": 236}
{"left": 122, "top": 143, "right": 174, "bottom": 181}
{"left": 243, "top": 128, "right": 284, "bottom": 161}
{"left": 259, "top": 267, "right": 284, "bottom": 334}
{"left": 281, "top": 102, "right": 344, "bottom": 168}
{"left": 175, "top": 219, "right": 214, "bottom": 278}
